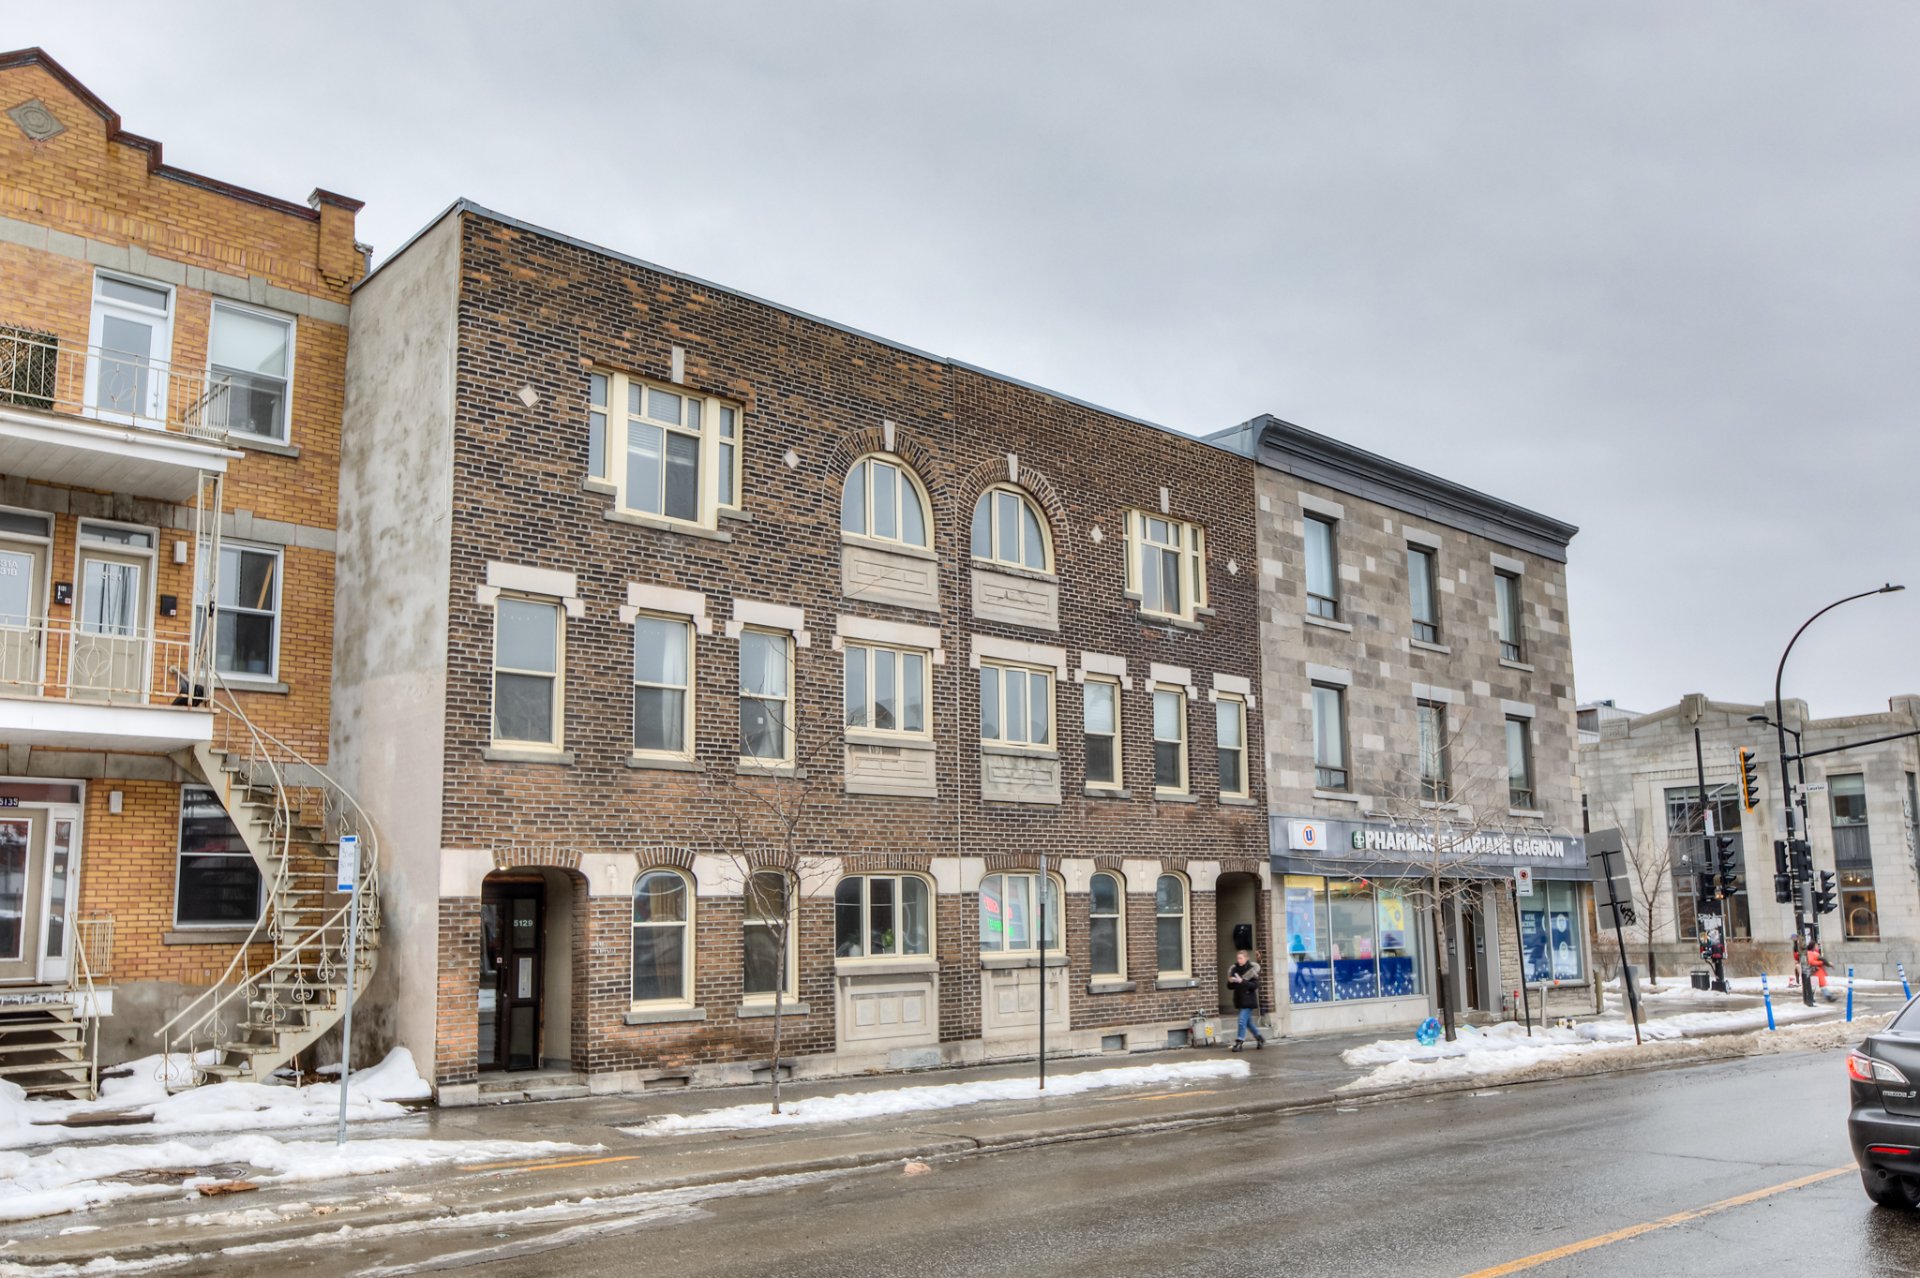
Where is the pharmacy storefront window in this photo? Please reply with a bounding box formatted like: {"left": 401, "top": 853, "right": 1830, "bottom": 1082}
{"left": 1519, "top": 879, "right": 1584, "bottom": 982}
{"left": 1282, "top": 874, "right": 1421, "bottom": 1004}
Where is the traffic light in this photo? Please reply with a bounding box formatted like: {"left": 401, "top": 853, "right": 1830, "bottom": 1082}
{"left": 1696, "top": 870, "right": 1718, "bottom": 908}
{"left": 1738, "top": 748, "right": 1762, "bottom": 812}
{"left": 1789, "top": 839, "right": 1813, "bottom": 877}
{"left": 1774, "top": 872, "right": 1793, "bottom": 904}
{"left": 1713, "top": 834, "right": 1741, "bottom": 893}
{"left": 1815, "top": 870, "right": 1838, "bottom": 915}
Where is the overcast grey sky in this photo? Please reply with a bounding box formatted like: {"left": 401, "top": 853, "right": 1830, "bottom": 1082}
{"left": 19, "top": 2, "right": 1918, "bottom": 717}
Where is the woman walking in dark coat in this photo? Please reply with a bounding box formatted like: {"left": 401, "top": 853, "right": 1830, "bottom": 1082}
{"left": 1228, "top": 949, "right": 1266, "bottom": 1051}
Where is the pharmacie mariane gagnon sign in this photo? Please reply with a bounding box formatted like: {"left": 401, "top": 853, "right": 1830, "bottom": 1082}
{"left": 1275, "top": 818, "right": 1587, "bottom": 876}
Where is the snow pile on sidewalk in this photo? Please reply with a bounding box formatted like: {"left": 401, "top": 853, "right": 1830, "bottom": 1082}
{"left": 1607, "top": 973, "right": 1908, "bottom": 1004}
{"left": 0, "top": 1048, "right": 434, "bottom": 1152}
{"left": 628, "top": 1059, "right": 1250, "bottom": 1136}
{"left": 1341, "top": 1009, "right": 1879, "bottom": 1092}
{"left": 0, "top": 1131, "right": 594, "bottom": 1223}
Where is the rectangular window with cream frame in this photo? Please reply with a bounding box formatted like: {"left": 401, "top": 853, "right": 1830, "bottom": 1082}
{"left": 980, "top": 660, "right": 1053, "bottom": 749}
{"left": 493, "top": 594, "right": 564, "bottom": 749}
{"left": 1124, "top": 511, "right": 1207, "bottom": 621}
{"left": 1082, "top": 675, "right": 1122, "bottom": 788}
{"left": 632, "top": 612, "right": 694, "bottom": 758}
{"left": 844, "top": 641, "right": 930, "bottom": 738}
{"left": 589, "top": 368, "right": 742, "bottom": 527}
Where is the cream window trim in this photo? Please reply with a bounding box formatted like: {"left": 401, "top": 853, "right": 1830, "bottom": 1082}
{"left": 1124, "top": 510, "right": 1208, "bottom": 622}
{"left": 743, "top": 869, "right": 799, "bottom": 1001}
{"left": 1298, "top": 492, "right": 1346, "bottom": 520}
{"left": 1088, "top": 869, "right": 1127, "bottom": 979}
{"left": 834, "top": 872, "right": 938, "bottom": 962}
{"left": 842, "top": 639, "right": 934, "bottom": 741}
{"left": 1082, "top": 675, "right": 1124, "bottom": 790}
{"left": 1410, "top": 681, "right": 1461, "bottom": 705}
{"left": 834, "top": 614, "right": 945, "bottom": 664}
{"left": 1214, "top": 693, "right": 1249, "bottom": 799}
{"left": 1155, "top": 871, "right": 1192, "bottom": 978}
{"left": 1152, "top": 683, "right": 1189, "bottom": 795}
{"left": 979, "top": 659, "right": 1056, "bottom": 751}
{"left": 1489, "top": 551, "right": 1527, "bottom": 575}
{"left": 592, "top": 367, "right": 743, "bottom": 531}
{"left": 620, "top": 582, "right": 712, "bottom": 634}
{"left": 971, "top": 483, "right": 1054, "bottom": 573}
{"left": 630, "top": 610, "right": 696, "bottom": 762}
{"left": 490, "top": 592, "right": 565, "bottom": 751}
{"left": 1403, "top": 524, "right": 1444, "bottom": 550}
{"left": 1150, "top": 662, "right": 1198, "bottom": 699}
{"left": 1305, "top": 662, "right": 1352, "bottom": 688}
{"left": 1501, "top": 699, "right": 1537, "bottom": 720}
{"left": 631, "top": 867, "right": 696, "bottom": 1008}
{"left": 1208, "top": 671, "right": 1256, "bottom": 711}
{"left": 478, "top": 562, "right": 584, "bottom": 617}
{"left": 737, "top": 626, "right": 797, "bottom": 766}
{"left": 843, "top": 453, "right": 934, "bottom": 551}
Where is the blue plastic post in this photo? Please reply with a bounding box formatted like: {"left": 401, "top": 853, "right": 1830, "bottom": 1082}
{"left": 1903, "top": 962, "right": 1913, "bottom": 1000}
{"left": 1761, "top": 973, "right": 1776, "bottom": 1032}
{"left": 1847, "top": 966, "right": 1855, "bottom": 1023}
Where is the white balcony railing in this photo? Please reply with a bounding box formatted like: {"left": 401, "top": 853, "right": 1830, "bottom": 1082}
{"left": 0, "top": 325, "right": 260, "bottom": 441}
{"left": 0, "top": 614, "right": 213, "bottom": 710}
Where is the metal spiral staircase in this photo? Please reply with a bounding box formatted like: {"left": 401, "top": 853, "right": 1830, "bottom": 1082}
{"left": 158, "top": 677, "right": 381, "bottom": 1087}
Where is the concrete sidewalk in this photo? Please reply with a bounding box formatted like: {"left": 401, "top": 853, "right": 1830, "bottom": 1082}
{"left": 0, "top": 1006, "right": 1881, "bottom": 1271}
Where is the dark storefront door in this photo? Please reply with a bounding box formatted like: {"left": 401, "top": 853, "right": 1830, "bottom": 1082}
{"left": 1461, "top": 897, "right": 1485, "bottom": 1013}
{"left": 479, "top": 880, "right": 543, "bottom": 1071}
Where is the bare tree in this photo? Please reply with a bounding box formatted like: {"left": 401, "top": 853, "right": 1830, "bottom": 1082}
{"left": 1360, "top": 703, "right": 1550, "bottom": 1043}
{"left": 1598, "top": 796, "right": 1674, "bottom": 988}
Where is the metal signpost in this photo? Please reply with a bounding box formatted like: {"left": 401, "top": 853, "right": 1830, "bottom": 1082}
{"left": 334, "top": 833, "right": 361, "bottom": 1147}
{"left": 1511, "top": 867, "right": 1533, "bottom": 1037}
{"left": 1587, "top": 831, "right": 1642, "bottom": 1046}
{"left": 1036, "top": 852, "right": 1046, "bottom": 1091}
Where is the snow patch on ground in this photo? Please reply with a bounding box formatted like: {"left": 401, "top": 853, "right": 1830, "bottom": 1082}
{"left": 626, "top": 1060, "right": 1251, "bottom": 1135}
{"left": 0, "top": 1048, "right": 434, "bottom": 1152}
{"left": 0, "top": 1132, "right": 594, "bottom": 1223}
{"left": 1341, "top": 1011, "right": 1884, "bottom": 1092}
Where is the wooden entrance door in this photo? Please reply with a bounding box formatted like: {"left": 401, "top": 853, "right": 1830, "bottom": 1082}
{"left": 479, "top": 880, "right": 543, "bottom": 1072}
{"left": 0, "top": 812, "right": 45, "bottom": 983}
{"left": 1461, "top": 894, "right": 1485, "bottom": 1013}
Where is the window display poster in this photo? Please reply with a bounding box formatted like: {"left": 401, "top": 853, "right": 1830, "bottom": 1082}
{"left": 1520, "top": 908, "right": 1549, "bottom": 983}
{"left": 1286, "top": 887, "right": 1317, "bottom": 955}
{"left": 1550, "top": 905, "right": 1577, "bottom": 979}
{"left": 1377, "top": 895, "right": 1407, "bottom": 951}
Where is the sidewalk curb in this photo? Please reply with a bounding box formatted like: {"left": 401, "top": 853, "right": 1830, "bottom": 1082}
{"left": 4, "top": 1023, "right": 1875, "bottom": 1269}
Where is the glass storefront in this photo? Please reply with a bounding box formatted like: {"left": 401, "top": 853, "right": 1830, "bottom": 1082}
{"left": 1284, "top": 874, "right": 1422, "bottom": 1004}
{"left": 1519, "top": 878, "right": 1583, "bottom": 982}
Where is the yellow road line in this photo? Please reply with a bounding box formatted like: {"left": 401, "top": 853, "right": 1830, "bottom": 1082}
{"left": 458, "top": 1154, "right": 644, "bottom": 1173}
{"left": 1460, "top": 1165, "right": 1854, "bottom": 1277}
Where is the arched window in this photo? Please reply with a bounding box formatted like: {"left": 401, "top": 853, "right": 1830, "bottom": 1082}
{"left": 632, "top": 869, "right": 692, "bottom": 1004}
{"left": 1155, "top": 873, "right": 1188, "bottom": 976}
{"left": 743, "top": 870, "right": 795, "bottom": 998}
{"left": 970, "top": 486, "right": 1050, "bottom": 571}
{"left": 842, "top": 455, "right": 930, "bottom": 548}
{"left": 834, "top": 874, "right": 934, "bottom": 958}
{"left": 979, "top": 871, "right": 1061, "bottom": 954}
{"left": 1089, "top": 871, "right": 1125, "bottom": 978}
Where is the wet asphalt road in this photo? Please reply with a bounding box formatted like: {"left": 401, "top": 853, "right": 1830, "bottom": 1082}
{"left": 189, "top": 1046, "right": 1920, "bottom": 1277}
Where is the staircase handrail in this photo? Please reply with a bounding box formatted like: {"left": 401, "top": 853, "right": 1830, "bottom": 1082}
{"left": 65, "top": 918, "right": 105, "bottom": 1100}
{"left": 152, "top": 672, "right": 381, "bottom": 1065}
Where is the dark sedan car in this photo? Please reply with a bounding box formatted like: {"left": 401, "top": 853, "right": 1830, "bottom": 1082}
{"left": 1849, "top": 996, "right": 1920, "bottom": 1207}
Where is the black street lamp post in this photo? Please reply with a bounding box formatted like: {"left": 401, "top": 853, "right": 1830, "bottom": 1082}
{"left": 1770, "top": 585, "right": 1904, "bottom": 1006}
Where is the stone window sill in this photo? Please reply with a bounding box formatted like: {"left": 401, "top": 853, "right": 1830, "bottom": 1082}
{"left": 1154, "top": 791, "right": 1197, "bottom": 805}
{"left": 1084, "top": 785, "right": 1132, "bottom": 800}
{"left": 845, "top": 730, "right": 936, "bottom": 751}
{"left": 603, "top": 509, "right": 733, "bottom": 542}
{"left": 483, "top": 745, "right": 575, "bottom": 765}
{"left": 164, "top": 927, "right": 257, "bottom": 945}
{"left": 1304, "top": 615, "right": 1354, "bottom": 634}
{"left": 971, "top": 559, "right": 1059, "bottom": 585}
{"left": 980, "top": 953, "right": 1069, "bottom": 970}
{"left": 981, "top": 742, "right": 1059, "bottom": 761}
{"left": 1499, "top": 658, "right": 1536, "bottom": 673}
{"left": 1509, "top": 808, "right": 1546, "bottom": 819}
{"left": 1155, "top": 976, "right": 1198, "bottom": 991}
{"left": 1410, "top": 638, "right": 1452, "bottom": 655}
{"left": 737, "top": 1001, "right": 810, "bottom": 1019}
{"left": 225, "top": 433, "right": 299, "bottom": 458}
{"left": 737, "top": 759, "right": 806, "bottom": 778}
{"left": 1088, "top": 979, "right": 1137, "bottom": 995}
{"left": 1218, "top": 795, "right": 1259, "bottom": 807}
{"left": 834, "top": 956, "right": 938, "bottom": 977}
{"left": 582, "top": 477, "right": 616, "bottom": 496}
{"left": 223, "top": 678, "right": 290, "bottom": 695}
{"left": 624, "top": 1006, "right": 708, "bottom": 1026}
{"left": 720, "top": 507, "right": 753, "bottom": 523}
{"left": 842, "top": 531, "right": 936, "bottom": 561}
{"left": 1313, "top": 790, "right": 1364, "bottom": 804}
{"left": 627, "top": 753, "right": 699, "bottom": 772}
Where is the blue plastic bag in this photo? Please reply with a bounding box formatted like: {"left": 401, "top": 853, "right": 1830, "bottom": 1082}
{"left": 1415, "top": 1016, "right": 1442, "bottom": 1047}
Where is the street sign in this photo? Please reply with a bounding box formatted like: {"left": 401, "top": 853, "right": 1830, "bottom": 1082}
{"left": 336, "top": 834, "right": 360, "bottom": 893}
{"left": 1514, "top": 866, "right": 1534, "bottom": 897}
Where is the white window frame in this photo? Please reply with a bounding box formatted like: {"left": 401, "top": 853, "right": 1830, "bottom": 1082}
{"left": 843, "top": 640, "right": 932, "bottom": 740}
{"left": 1506, "top": 715, "right": 1535, "bottom": 809}
{"left": 971, "top": 484, "right": 1053, "bottom": 572}
{"left": 1496, "top": 571, "right": 1525, "bottom": 662}
{"left": 1155, "top": 872, "right": 1190, "bottom": 977}
{"left": 1417, "top": 698, "right": 1451, "bottom": 802}
{"left": 978, "top": 871, "right": 1063, "bottom": 956}
{"left": 211, "top": 541, "right": 282, "bottom": 683}
{"left": 205, "top": 300, "right": 295, "bottom": 444}
{"left": 1082, "top": 675, "right": 1123, "bottom": 789}
{"left": 979, "top": 660, "right": 1055, "bottom": 750}
{"left": 1215, "top": 693, "right": 1248, "bottom": 798}
{"left": 739, "top": 626, "right": 796, "bottom": 765}
{"left": 590, "top": 368, "right": 742, "bottom": 529}
{"left": 1304, "top": 515, "right": 1339, "bottom": 620}
{"left": 86, "top": 271, "right": 173, "bottom": 424}
{"left": 632, "top": 611, "right": 695, "bottom": 760}
{"left": 1088, "top": 870, "right": 1126, "bottom": 978}
{"left": 631, "top": 868, "right": 694, "bottom": 1007}
{"left": 1408, "top": 544, "right": 1440, "bottom": 643}
{"left": 842, "top": 454, "right": 932, "bottom": 550}
{"left": 834, "top": 873, "right": 936, "bottom": 961}
{"left": 491, "top": 592, "right": 565, "bottom": 750}
{"left": 172, "top": 784, "right": 263, "bottom": 928}
{"left": 1125, "top": 511, "right": 1206, "bottom": 621}
{"left": 1312, "top": 682, "right": 1349, "bottom": 792}
{"left": 1153, "top": 684, "right": 1188, "bottom": 794}
{"left": 743, "top": 869, "right": 797, "bottom": 1001}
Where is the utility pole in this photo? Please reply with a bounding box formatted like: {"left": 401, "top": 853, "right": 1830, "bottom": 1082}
{"left": 1693, "top": 729, "right": 1729, "bottom": 993}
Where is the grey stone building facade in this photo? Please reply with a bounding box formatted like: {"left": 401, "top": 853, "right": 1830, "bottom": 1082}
{"left": 1214, "top": 417, "right": 1595, "bottom": 1035}
{"left": 1580, "top": 693, "right": 1920, "bottom": 981}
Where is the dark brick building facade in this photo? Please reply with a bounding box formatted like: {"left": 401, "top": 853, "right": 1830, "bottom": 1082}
{"left": 337, "top": 203, "right": 1271, "bottom": 1101}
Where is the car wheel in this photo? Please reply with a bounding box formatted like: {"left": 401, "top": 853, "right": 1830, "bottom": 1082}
{"left": 1861, "top": 1168, "right": 1919, "bottom": 1209}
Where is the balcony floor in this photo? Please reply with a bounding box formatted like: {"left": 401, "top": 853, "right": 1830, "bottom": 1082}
{"left": 0, "top": 693, "right": 212, "bottom": 752}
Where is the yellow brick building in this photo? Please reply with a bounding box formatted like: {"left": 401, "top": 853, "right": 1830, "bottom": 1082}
{"left": 0, "top": 48, "right": 365, "bottom": 1087}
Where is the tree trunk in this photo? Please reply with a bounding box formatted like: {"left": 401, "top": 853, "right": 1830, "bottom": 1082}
{"left": 769, "top": 919, "right": 786, "bottom": 1115}
{"left": 1429, "top": 891, "right": 1456, "bottom": 1043}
